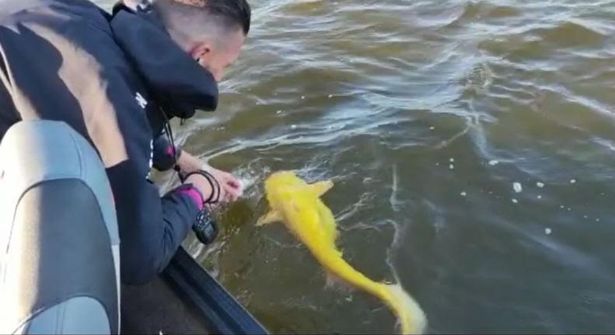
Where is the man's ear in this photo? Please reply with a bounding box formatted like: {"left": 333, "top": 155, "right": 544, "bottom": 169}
{"left": 189, "top": 42, "right": 212, "bottom": 62}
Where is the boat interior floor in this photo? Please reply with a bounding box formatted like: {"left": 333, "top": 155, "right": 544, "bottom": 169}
{"left": 121, "top": 276, "right": 209, "bottom": 334}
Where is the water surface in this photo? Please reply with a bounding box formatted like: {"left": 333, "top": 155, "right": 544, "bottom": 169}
{"left": 100, "top": 1, "right": 615, "bottom": 333}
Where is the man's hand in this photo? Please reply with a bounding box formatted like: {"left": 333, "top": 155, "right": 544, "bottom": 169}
{"left": 177, "top": 151, "right": 243, "bottom": 203}
{"left": 202, "top": 165, "right": 243, "bottom": 203}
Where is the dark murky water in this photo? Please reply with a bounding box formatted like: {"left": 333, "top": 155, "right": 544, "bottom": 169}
{"left": 100, "top": 1, "right": 615, "bottom": 333}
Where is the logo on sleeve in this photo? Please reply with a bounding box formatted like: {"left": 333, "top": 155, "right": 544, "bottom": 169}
{"left": 135, "top": 92, "right": 148, "bottom": 109}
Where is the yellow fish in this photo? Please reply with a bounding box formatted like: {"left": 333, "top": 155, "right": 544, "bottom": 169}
{"left": 257, "top": 171, "right": 427, "bottom": 334}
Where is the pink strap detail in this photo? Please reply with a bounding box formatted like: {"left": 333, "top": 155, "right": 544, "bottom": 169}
{"left": 177, "top": 187, "right": 204, "bottom": 211}
{"left": 165, "top": 145, "right": 176, "bottom": 157}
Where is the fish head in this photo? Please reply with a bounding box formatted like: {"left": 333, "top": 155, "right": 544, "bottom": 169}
{"left": 263, "top": 171, "right": 310, "bottom": 206}
{"left": 264, "top": 171, "right": 307, "bottom": 192}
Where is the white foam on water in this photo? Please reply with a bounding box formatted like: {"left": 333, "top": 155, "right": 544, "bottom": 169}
{"left": 328, "top": 94, "right": 333, "bottom": 98}
{"left": 570, "top": 179, "right": 577, "bottom": 184}
{"left": 488, "top": 160, "right": 499, "bottom": 166}
{"left": 449, "top": 164, "right": 455, "bottom": 170}
{"left": 389, "top": 165, "right": 401, "bottom": 212}
{"left": 545, "top": 228, "right": 552, "bottom": 235}
{"left": 560, "top": 205, "right": 565, "bottom": 209}
{"left": 537, "top": 182, "right": 545, "bottom": 188}
{"left": 432, "top": 124, "right": 471, "bottom": 150}
{"left": 513, "top": 182, "right": 523, "bottom": 193}
{"left": 537, "top": 195, "right": 543, "bottom": 199}
{"left": 429, "top": 126, "right": 435, "bottom": 131}
{"left": 449, "top": 158, "right": 455, "bottom": 163}
{"left": 291, "top": 124, "right": 298, "bottom": 129}
{"left": 512, "top": 198, "right": 519, "bottom": 204}
{"left": 460, "top": 191, "right": 467, "bottom": 197}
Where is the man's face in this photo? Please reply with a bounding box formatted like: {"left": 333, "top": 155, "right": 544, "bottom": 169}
{"left": 192, "top": 29, "right": 246, "bottom": 82}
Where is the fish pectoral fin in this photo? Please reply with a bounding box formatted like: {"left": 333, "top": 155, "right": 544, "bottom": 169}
{"left": 309, "top": 180, "right": 334, "bottom": 197}
{"left": 256, "top": 210, "right": 283, "bottom": 226}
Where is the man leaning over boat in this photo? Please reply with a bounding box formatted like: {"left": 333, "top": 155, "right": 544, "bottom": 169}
{"left": 0, "top": 0, "right": 251, "bottom": 284}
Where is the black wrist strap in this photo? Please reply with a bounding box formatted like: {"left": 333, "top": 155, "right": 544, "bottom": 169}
{"left": 182, "top": 170, "right": 221, "bottom": 204}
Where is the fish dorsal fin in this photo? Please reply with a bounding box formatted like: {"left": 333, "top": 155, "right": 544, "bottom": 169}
{"left": 256, "top": 209, "right": 282, "bottom": 226}
{"left": 307, "top": 180, "right": 334, "bottom": 198}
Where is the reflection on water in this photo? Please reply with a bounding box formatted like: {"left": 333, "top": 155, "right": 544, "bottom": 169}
{"left": 99, "top": 0, "right": 615, "bottom": 333}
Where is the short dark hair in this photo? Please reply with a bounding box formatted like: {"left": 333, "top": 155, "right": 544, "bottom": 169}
{"left": 153, "top": 0, "right": 251, "bottom": 37}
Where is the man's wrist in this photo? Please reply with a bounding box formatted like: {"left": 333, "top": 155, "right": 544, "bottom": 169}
{"left": 175, "top": 149, "right": 187, "bottom": 172}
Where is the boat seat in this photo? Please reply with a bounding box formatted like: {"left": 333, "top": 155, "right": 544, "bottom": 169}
{"left": 0, "top": 121, "right": 120, "bottom": 334}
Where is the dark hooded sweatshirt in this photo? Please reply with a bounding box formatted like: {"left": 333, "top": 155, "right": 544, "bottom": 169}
{"left": 0, "top": 0, "right": 219, "bottom": 284}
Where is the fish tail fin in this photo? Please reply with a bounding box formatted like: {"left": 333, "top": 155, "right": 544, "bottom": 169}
{"left": 377, "top": 283, "right": 427, "bottom": 335}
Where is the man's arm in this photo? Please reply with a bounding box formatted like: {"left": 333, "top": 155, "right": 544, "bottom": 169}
{"left": 151, "top": 133, "right": 243, "bottom": 202}
{"left": 176, "top": 151, "right": 244, "bottom": 202}
{"left": 106, "top": 159, "right": 205, "bottom": 285}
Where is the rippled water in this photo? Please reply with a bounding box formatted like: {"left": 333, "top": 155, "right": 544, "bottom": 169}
{"left": 99, "top": 0, "right": 615, "bottom": 333}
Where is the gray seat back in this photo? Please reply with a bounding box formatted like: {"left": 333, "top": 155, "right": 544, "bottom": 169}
{"left": 0, "top": 121, "right": 120, "bottom": 334}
